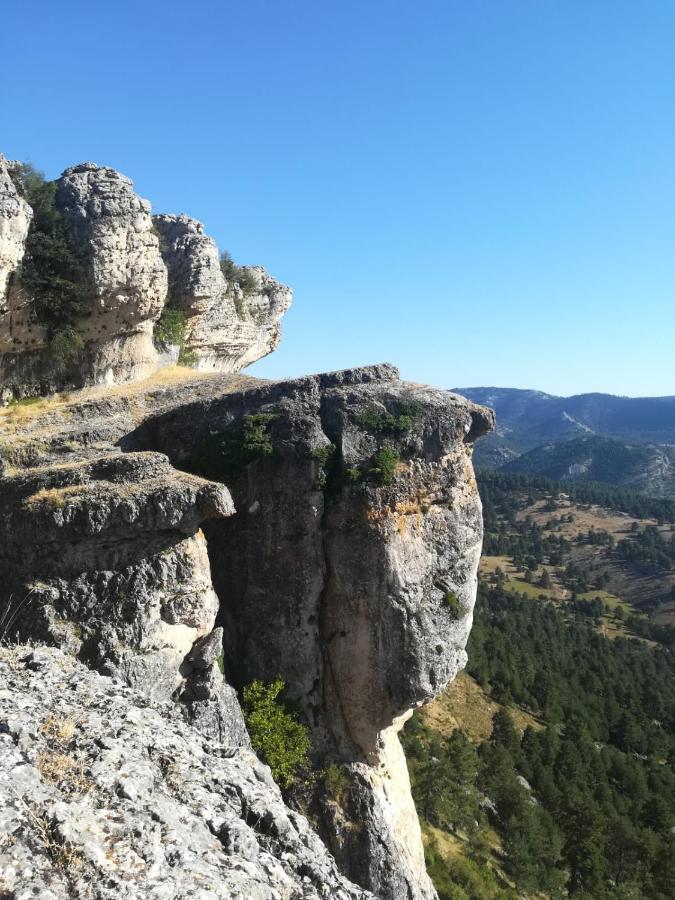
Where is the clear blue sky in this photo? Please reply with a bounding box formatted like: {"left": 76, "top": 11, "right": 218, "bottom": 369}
{"left": 2, "top": 1, "right": 674, "bottom": 396}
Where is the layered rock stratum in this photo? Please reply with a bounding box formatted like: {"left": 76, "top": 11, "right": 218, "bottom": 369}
{"left": 0, "top": 153, "right": 494, "bottom": 900}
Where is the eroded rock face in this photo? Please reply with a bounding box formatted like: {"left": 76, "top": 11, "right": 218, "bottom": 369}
{"left": 0, "top": 445, "right": 247, "bottom": 746}
{"left": 0, "top": 157, "right": 291, "bottom": 401}
{"left": 154, "top": 213, "right": 292, "bottom": 371}
{"left": 55, "top": 162, "right": 169, "bottom": 380}
{"left": 0, "top": 645, "right": 374, "bottom": 900}
{"left": 143, "top": 364, "right": 494, "bottom": 899}
{"left": 0, "top": 154, "right": 33, "bottom": 351}
{"left": 0, "top": 364, "right": 494, "bottom": 899}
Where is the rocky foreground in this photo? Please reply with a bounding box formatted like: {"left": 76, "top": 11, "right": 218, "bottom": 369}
{"left": 0, "top": 645, "right": 372, "bottom": 899}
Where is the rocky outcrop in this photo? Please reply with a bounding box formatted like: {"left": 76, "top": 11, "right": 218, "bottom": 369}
{"left": 0, "top": 645, "right": 373, "bottom": 899}
{"left": 0, "top": 157, "right": 291, "bottom": 401}
{"left": 0, "top": 363, "right": 493, "bottom": 899}
{"left": 153, "top": 214, "right": 291, "bottom": 371}
{"left": 142, "top": 364, "right": 492, "bottom": 899}
{"left": 0, "top": 443, "right": 248, "bottom": 746}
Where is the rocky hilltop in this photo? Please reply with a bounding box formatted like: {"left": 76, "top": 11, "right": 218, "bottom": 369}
{"left": 0, "top": 155, "right": 494, "bottom": 899}
{"left": 0, "top": 155, "right": 291, "bottom": 401}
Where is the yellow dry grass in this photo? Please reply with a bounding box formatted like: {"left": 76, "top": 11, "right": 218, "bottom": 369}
{"left": 515, "top": 497, "right": 659, "bottom": 537}
{"left": 421, "top": 671, "right": 543, "bottom": 743}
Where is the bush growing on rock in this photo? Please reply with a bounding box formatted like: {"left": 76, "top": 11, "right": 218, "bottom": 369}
{"left": 220, "top": 251, "right": 258, "bottom": 303}
{"left": 371, "top": 445, "right": 400, "bottom": 485}
{"left": 190, "top": 413, "right": 279, "bottom": 479}
{"left": 242, "top": 676, "right": 310, "bottom": 789}
{"left": 356, "top": 404, "right": 419, "bottom": 435}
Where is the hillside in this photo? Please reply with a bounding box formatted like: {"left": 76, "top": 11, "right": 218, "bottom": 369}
{"left": 501, "top": 434, "right": 675, "bottom": 497}
{"left": 453, "top": 386, "right": 675, "bottom": 495}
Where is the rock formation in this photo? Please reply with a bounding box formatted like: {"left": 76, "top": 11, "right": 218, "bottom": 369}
{"left": 0, "top": 150, "right": 495, "bottom": 900}
{"left": 154, "top": 214, "right": 291, "bottom": 372}
{"left": 0, "top": 155, "right": 291, "bottom": 401}
{"left": 0, "top": 363, "right": 493, "bottom": 899}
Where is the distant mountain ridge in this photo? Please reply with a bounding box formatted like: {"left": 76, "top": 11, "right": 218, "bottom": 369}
{"left": 453, "top": 386, "right": 675, "bottom": 496}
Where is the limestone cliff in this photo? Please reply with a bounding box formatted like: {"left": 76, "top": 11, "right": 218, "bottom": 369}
{"left": 0, "top": 154, "right": 291, "bottom": 400}
{"left": 0, "top": 140, "right": 495, "bottom": 900}
{"left": 0, "top": 364, "right": 493, "bottom": 899}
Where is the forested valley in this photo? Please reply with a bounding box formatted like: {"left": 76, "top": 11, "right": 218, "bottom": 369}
{"left": 403, "top": 473, "right": 675, "bottom": 899}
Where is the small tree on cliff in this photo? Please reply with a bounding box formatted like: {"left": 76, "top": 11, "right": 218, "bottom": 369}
{"left": 242, "top": 676, "right": 310, "bottom": 789}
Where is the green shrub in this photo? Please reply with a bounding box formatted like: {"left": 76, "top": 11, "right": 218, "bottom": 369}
{"left": 311, "top": 443, "right": 336, "bottom": 467}
{"left": 444, "top": 591, "right": 460, "bottom": 617}
{"left": 154, "top": 307, "right": 185, "bottom": 347}
{"left": 344, "top": 466, "right": 362, "bottom": 483}
{"left": 356, "top": 404, "right": 420, "bottom": 435}
{"left": 50, "top": 327, "right": 85, "bottom": 372}
{"left": 370, "top": 445, "right": 400, "bottom": 485}
{"left": 191, "top": 413, "right": 279, "bottom": 479}
{"left": 220, "top": 250, "right": 259, "bottom": 313}
{"left": 242, "top": 676, "right": 310, "bottom": 789}
{"left": 13, "top": 165, "right": 90, "bottom": 343}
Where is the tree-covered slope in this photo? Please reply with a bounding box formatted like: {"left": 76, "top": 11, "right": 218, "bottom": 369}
{"left": 500, "top": 435, "right": 675, "bottom": 497}
{"left": 403, "top": 586, "right": 675, "bottom": 899}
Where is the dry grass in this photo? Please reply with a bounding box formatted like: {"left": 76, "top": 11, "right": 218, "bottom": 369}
{"left": 23, "top": 800, "right": 85, "bottom": 874}
{"left": 36, "top": 715, "right": 92, "bottom": 796}
{"left": 421, "top": 671, "right": 543, "bottom": 743}
{"left": 23, "top": 484, "right": 88, "bottom": 509}
{"left": 41, "top": 714, "right": 76, "bottom": 745}
{"left": 515, "top": 497, "right": 664, "bottom": 538}
{"left": 36, "top": 752, "right": 91, "bottom": 795}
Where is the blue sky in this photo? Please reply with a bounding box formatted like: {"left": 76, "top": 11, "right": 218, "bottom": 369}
{"left": 2, "top": 1, "right": 674, "bottom": 396}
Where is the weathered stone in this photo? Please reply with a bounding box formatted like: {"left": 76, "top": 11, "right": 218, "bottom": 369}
{"left": 0, "top": 646, "right": 373, "bottom": 899}
{"left": 153, "top": 213, "right": 291, "bottom": 371}
{"left": 140, "top": 363, "right": 493, "bottom": 899}
{"left": 0, "top": 154, "right": 33, "bottom": 355}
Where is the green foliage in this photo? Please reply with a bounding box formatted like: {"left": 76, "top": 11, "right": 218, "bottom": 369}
{"left": 343, "top": 466, "right": 362, "bottom": 483}
{"left": 153, "top": 304, "right": 198, "bottom": 365}
{"left": 242, "top": 676, "right": 310, "bottom": 789}
{"left": 49, "top": 327, "right": 85, "bottom": 372}
{"left": 190, "top": 413, "right": 279, "bottom": 480}
{"left": 154, "top": 307, "right": 186, "bottom": 347}
{"left": 424, "top": 836, "right": 516, "bottom": 900}
{"left": 310, "top": 443, "right": 336, "bottom": 467}
{"left": 323, "top": 762, "right": 350, "bottom": 806}
{"left": 370, "top": 445, "right": 400, "bottom": 485}
{"left": 220, "top": 250, "right": 258, "bottom": 314}
{"left": 404, "top": 578, "right": 675, "bottom": 898}
{"left": 478, "top": 470, "right": 675, "bottom": 525}
{"left": 356, "top": 403, "right": 420, "bottom": 435}
{"left": 13, "top": 165, "right": 90, "bottom": 347}
{"left": 444, "top": 591, "right": 460, "bottom": 617}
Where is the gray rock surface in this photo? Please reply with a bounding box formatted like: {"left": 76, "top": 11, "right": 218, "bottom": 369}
{"left": 0, "top": 445, "right": 247, "bottom": 746}
{"left": 153, "top": 213, "right": 292, "bottom": 371}
{"left": 0, "top": 645, "right": 373, "bottom": 899}
{"left": 142, "top": 363, "right": 493, "bottom": 899}
{"left": 0, "top": 363, "right": 494, "bottom": 899}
